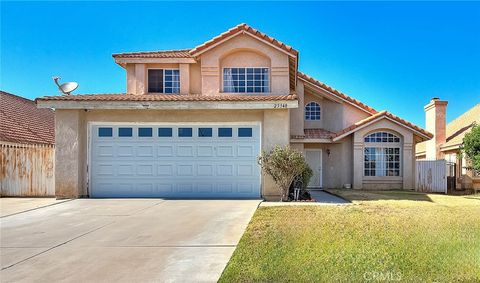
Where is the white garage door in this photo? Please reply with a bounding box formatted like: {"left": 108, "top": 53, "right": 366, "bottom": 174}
{"left": 90, "top": 124, "right": 261, "bottom": 198}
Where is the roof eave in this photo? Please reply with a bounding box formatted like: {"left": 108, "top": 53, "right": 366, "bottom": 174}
{"left": 333, "top": 116, "right": 433, "bottom": 142}
{"left": 298, "top": 76, "right": 376, "bottom": 115}
{"left": 36, "top": 99, "right": 298, "bottom": 110}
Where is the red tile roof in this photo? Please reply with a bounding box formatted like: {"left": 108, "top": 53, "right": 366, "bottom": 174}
{"left": 334, "top": 110, "right": 433, "bottom": 140}
{"left": 189, "top": 23, "right": 298, "bottom": 57}
{"left": 36, "top": 93, "right": 298, "bottom": 102}
{"left": 291, "top": 128, "right": 335, "bottom": 140}
{"left": 1, "top": 91, "right": 55, "bottom": 145}
{"left": 297, "top": 72, "right": 378, "bottom": 115}
{"left": 112, "top": 49, "right": 192, "bottom": 58}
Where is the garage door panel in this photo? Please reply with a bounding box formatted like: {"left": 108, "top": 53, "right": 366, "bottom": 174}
{"left": 137, "top": 146, "right": 154, "bottom": 157}
{"left": 90, "top": 124, "right": 261, "bottom": 198}
{"left": 158, "top": 146, "right": 174, "bottom": 157}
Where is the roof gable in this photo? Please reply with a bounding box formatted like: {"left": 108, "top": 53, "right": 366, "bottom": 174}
{"left": 189, "top": 23, "right": 298, "bottom": 58}
{"left": 333, "top": 110, "right": 433, "bottom": 141}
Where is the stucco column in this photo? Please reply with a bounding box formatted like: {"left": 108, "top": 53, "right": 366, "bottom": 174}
{"left": 403, "top": 142, "right": 414, "bottom": 189}
{"left": 126, "top": 64, "right": 136, "bottom": 94}
{"left": 179, "top": 63, "right": 190, "bottom": 95}
{"left": 55, "top": 110, "right": 85, "bottom": 198}
{"left": 135, "top": 64, "right": 146, "bottom": 95}
{"left": 262, "top": 109, "right": 290, "bottom": 200}
{"left": 352, "top": 139, "right": 364, "bottom": 190}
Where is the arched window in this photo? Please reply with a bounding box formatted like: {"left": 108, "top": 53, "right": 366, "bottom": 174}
{"left": 364, "top": 131, "right": 401, "bottom": 177}
{"left": 364, "top": 132, "right": 400, "bottom": 143}
{"left": 305, "top": 102, "right": 321, "bottom": 120}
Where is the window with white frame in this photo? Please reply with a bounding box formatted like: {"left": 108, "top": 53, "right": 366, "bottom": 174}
{"left": 223, "top": 67, "right": 269, "bottom": 93}
{"left": 148, "top": 69, "right": 180, "bottom": 93}
{"left": 364, "top": 132, "right": 401, "bottom": 177}
{"left": 305, "top": 102, "right": 321, "bottom": 120}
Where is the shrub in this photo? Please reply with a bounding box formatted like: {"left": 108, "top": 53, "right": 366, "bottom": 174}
{"left": 258, "top": 145, "right": 310, "bottom": 201}
{"left": 461, "top": 123, "right": 480, "bottom": 172}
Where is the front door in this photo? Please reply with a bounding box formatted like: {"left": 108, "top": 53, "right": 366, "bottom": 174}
{"left": 305, "top": 149, "right": 322, "bottom": 188}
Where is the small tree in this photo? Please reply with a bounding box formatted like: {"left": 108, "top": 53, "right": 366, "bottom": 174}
{"left": 258, "top": 145, "right": 310, "bottom": 201}
{"left": 461, "top": 123, "right": 480, "bottom": 172}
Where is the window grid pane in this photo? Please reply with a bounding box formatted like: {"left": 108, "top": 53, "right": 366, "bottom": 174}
{"left": 364, "top": 147, "right": 400, "bottom": 176}
{"left": 158, "top": 128, "right": 173, "bottom": 137}
{"left": 178, "top": 128, "right": 193, "bottom": 137}
{"left": 148, "top": 69, "right": 180, "bottom": 93}
{"left": 364, "top": 132, "right": 400, "bottom": 143}
{"left": 223, "top": 68, "right": 269, "bottom": 93}
{"left": 98, "top": 127, "right": 113, "bottom": 137}
{"left": 305, "top": 102, "right": 321, "bottom": 120}
{"left": 138, "top": 128, "right": 153, "bottom": 137}
{"left": 198, "top": 128, "right": 213, "bottom": 137}
{"left": 118, "top": 127, "right": 133, "bottom": 137}
{"left": 148, "top": 70, "right": 163, "bottom": 93}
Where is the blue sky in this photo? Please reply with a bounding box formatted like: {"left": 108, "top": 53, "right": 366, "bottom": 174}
{"left": 1, "top": 1, "right": 479, "bottom": 126}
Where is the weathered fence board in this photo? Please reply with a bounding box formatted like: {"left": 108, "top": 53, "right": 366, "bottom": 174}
{"left": 415, "top": 160, "right": 447, "bottom": 194}
{"left": 0, "top": 142, "right": 55, "bottom": 196}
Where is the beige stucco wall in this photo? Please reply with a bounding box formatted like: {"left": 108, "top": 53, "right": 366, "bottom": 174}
{"left": 289, "top": 80, "right": 370, "bottom": 135}
{"left": 304, "top": 137, "right": 353, "bottom": 189}
{"left": 189, "top": 62, "right": 202, "bottom": 94}
{"left": 54, "top": 109, "right": 290, "bottom": 199}
{"left": 54, "top": 110, "right": 86, "bottom": 198}
{"left": 351, "top": 119, "right": 415, "bottom": 190}
{"left": 290, "top": 81, "right": 305, "bottom": 136}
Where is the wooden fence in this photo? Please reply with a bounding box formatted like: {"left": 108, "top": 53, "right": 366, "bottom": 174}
{"left": 415, "top": 160, "right": 447, "bottom": 194}
{"left": 1, "top": 142, "right": 55, "bottom": 196}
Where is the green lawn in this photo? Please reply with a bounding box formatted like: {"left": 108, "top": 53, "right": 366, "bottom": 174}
{"left": 220, "top": 190, "right": 480, "bottom": 282}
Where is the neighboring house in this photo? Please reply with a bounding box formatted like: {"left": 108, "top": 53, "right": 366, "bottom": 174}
{"left": 1, "top": 91, "right": 55, "bottom": 196}
{"left": 416, "top": 99, "right": 480, "bottom": 190}
{"left": 36, "top": 23, "right": 432, "bottom": 200}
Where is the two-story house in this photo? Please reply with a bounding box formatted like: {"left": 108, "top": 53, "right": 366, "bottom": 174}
{"left": 37, "top": 23, "right": 432, "bottom": 200}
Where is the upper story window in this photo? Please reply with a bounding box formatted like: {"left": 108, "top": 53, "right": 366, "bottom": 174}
{"left": 305, "top": 102, "right": 321, "bottom": 120}
{"left": 148, "top": 69, "right": 180, "bottom": 93}
{"left": 223, "top": 68, "right": 269, "bottom": 93}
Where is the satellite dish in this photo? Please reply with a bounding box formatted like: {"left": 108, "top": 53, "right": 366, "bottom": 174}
{"left": 53, "top": 76, "right": 78, "bottom": 95}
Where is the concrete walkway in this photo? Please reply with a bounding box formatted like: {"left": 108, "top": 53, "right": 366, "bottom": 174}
{"left": 1, "top": 199, "right": 260, "bottom": 282}
{"left": 309, "top": 190, "right": 350, "bottom": 204}
{"left": 0, "top": 198, "right": 70, "bottom": 217}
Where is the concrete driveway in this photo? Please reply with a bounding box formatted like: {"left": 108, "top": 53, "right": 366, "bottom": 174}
{"left": 1, "top": 199, "right": 260, "bottom": 282}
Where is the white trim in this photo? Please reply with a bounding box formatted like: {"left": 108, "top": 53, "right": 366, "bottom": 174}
{"left": 298, "top": 76, "right": 373, "bottom": 115}
{"left": 332, "top": 116, "right": 431, "bottom": 141}
{"left": 191, "top": 30, "right": 297, "bottom": 58}
{"left": 290, "top": 138, "right": 332, "bottom": 144}
{"left": 37, "top": 100, "right": 298, "bottom": 110}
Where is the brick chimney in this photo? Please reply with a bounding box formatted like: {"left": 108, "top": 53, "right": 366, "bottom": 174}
{"left": 424, "top": 98, "right": 448, "bottom": 160}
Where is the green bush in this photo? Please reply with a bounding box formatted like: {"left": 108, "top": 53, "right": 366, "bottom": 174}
{"left": 258, "top": 145, "right": 310, "bottom": 201}
{"left": 461, "top": 123, "right": 480, "bottom": 172}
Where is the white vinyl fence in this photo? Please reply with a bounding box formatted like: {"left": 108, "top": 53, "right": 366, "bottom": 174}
{"left": 0, "top": 142, "right": 55, "bottom": 196}
{"left": 415, "top": 160, "right": 447, "bottom": 194}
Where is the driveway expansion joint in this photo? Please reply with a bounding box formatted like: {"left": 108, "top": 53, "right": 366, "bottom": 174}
{"left": 1, "top": 221, "right": 114, "bottom": 270}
